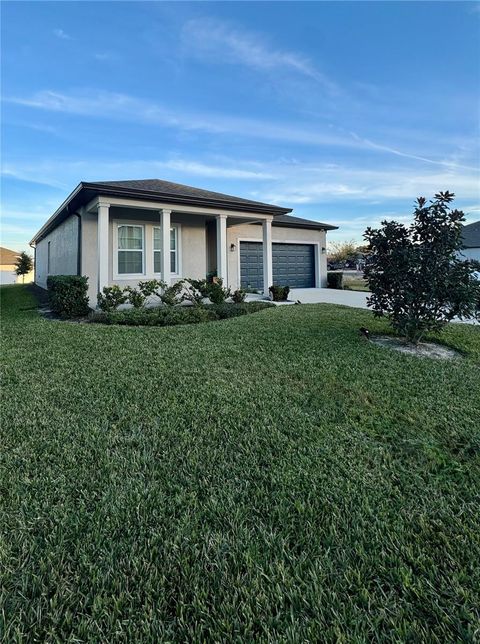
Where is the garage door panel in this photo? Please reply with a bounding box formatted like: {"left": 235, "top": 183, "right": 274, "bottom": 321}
{"left": 240, "top": 242, "right": 315, "bottom": 290}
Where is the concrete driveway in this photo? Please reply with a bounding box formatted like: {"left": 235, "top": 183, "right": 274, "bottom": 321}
{"left": 248, "top": 288, "right": 478, "bottom": 324}
{"left": 290, "top": 288, "right": 369, "bottom": 309}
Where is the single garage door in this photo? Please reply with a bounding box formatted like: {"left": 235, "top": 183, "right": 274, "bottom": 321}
{"left": 240, "top": 242, "right": 315, "bottom": 290}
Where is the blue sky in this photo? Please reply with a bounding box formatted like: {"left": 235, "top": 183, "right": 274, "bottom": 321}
{"left": 1, "top": 1, "right": 479, "bottom": 251}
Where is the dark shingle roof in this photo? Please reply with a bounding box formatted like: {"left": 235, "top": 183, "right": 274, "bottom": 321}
{"left": 31, "top": 178, "right": 341, "bottom": 243}
{"left": 87, "top": 179, "right": 291, "bottom": 214}
{"left": 462, "top": 221, "right": 480, "bottom": 248}
{"left": 272, "top": 214, "right": 338, "bottom": 231}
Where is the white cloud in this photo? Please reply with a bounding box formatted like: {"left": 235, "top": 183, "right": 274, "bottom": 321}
{"left": 7, "top": 89, "right": 475, "bottom": 172}
{"left": 182, "top": 18, "right": 339, "bottom": 96}
{"left": 1, "top": 222, "right": 36, "bottom": 235}
{"left": 257, "top": 163, "right": 480, "bottom": 205}
{"left": 3, "top": 156, "right": 478, "bottom": 247}
{"left": 4, "top": 90, "right": 364, "bottom": 147}
{"left": 0, "top": 157, "right": 276, "bottom": 189}
{"left": 161, "top": 160, "right": 274, "bottom": 179}
{"left": 94, "top": 51, "right": 119, "bottom": 62}
{"left": 3, "top": 157, "right": 478, "bottom": 208}
{"left": 53, "top": 28, "right": 71, "bottom": 40}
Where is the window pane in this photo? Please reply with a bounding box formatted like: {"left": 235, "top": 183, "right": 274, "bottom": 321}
{"left": 154, "top": 250, "right": 161, "bottom": 273}
{"left": 154, "top": 227, "right": 176, "bottom": 250}
{"left": 118, "top": 250, "right": 142, "bottom": 274}
{"left": 170, "top": 251, "right": 176, "bottom": 273}
{"left": 118, "top": 226, "right": 143, "bottom": 250}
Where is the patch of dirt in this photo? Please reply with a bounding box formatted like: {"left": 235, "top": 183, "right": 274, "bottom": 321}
{"left": 371, "top": 335, "right": 461, "bottom": 360}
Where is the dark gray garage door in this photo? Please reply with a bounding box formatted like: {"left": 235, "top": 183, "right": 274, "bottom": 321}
{"left": 240, "top": 242, "right": 315, "bottom": 290}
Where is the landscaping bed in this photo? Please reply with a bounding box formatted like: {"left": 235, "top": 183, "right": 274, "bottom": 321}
{"left": 90, "top": 301, "right": 274, "bottom": 326}
{"left": 2, "top": 285, "right": 479, "bottom": 642}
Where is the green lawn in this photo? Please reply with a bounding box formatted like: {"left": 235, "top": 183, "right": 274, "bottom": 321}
{"left": 343, "top": 276, "right": 370, "bottom": 292}
{"left": 1, "top": 285, "right": 479, "bottom": 642}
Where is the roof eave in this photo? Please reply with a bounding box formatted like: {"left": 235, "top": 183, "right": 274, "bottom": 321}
{"left": 30, "top": 182, "right": 85, "bottom": 245}
{"left": 272, "top": 221, "right": 338, "bottom": 231}
{"left": 83, "top": 182, "right": 292, "bottom": 216}
{"left": 30, "top": 181, "right": 293, "bottom": 245}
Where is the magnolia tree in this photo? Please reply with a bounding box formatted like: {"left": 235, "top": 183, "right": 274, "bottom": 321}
{"left": 364, "top": 192, "right": 480, "bottom": 344}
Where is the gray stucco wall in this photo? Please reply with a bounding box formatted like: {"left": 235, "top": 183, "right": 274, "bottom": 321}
{"left": 35, "top": 215, "right": 79, "bottom": 289}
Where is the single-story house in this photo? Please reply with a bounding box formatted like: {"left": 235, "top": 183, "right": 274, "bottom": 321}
{"left": 0, "top": 246, "right": 34, "bottom": 285}
{"left": 30, "top": 179, "right": 338, "bottom": 306}
{"left": 461, "top": 221, "right": 480, "bottom": 263}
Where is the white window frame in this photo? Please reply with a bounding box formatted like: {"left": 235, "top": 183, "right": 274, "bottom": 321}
{"left": 114, "top": 223, "right": 145, "bottom": 279}
{"left": 153, "top": 224, "right": 181, "bottom": 277}
{"left": 47, "top": 241, "right": 51, "bottom": 275}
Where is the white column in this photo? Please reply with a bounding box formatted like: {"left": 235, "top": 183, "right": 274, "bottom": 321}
{"left": 216, "top": 214, "right": 228, "bottom": 282}
{"left": 160, "top": 209, "right": 171, "bottom": 284}
{"left": 97, "top": 201, "right": 110, "bottom": 294}
{"left": 262, "top": 218, "right": 273, "bottom": 297}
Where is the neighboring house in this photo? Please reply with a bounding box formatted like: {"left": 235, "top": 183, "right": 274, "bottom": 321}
{"left": 30, "top": 179, "right": 338, "bottom": 306}
{"left": 461, "top": 221, "right": 480, "bottom": 263}
{"left": 0, "top": 246, "right": 34, "bottom": 285}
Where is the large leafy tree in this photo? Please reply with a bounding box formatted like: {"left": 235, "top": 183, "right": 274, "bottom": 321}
{"left": 328, "top": 240, "right": 360, "bottom": 264}
{"left": 14, "top": 251, "right": 33, "bottom": 284}
{"left": 364, "top": 192, "right": 480, "bottom": 344}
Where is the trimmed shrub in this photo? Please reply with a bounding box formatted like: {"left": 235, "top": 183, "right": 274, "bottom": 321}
{"left": 138, "top": 280, "right": 162, "bottom": 298}
{"left": 160, "top": 280, "right": 184, "bottom": 306}
{"left": 91, "top": 305, "right": 217, "bottom": 327}
{"left": 90, "top": 301, "right": 274, "bottom": 327}
{"left": 231, "top": 288, "right": 246, "bottom": 303}
{"left": 47, "top": 275, "right": 90, "bottom": 318}
{"left": 181, "top": 279, "right": 206, "bottom": 306}
{"left": 181, "top": 278, "right": 231, "bottom": 305}
{"left": 327, "top": 272, "right": 344, "bottom": 289}
{"left": 269, "top": 285, "right": 290, "bottom": 302}
{"left": 97, "top": 285, "right": 127, "bottom": 312}
{"left": 206, "top": 279, "right": 231, "bottom": 304}
{"left": 124, "top": 286, "right": 147, "bottom": 308}
{"left": 212, "top": 302, "right": 273, "bottom": 319}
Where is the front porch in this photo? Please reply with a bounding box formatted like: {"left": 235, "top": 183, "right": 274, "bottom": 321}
{"left": 85, "top": 195, "right": 275, "bottom": 304}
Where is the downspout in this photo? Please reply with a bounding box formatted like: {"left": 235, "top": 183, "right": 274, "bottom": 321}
{"left": 73, "top": 212, "right": 82, "bottom": 276}
{"left": 29, "top": 241, "right": 36, "bottom": 285}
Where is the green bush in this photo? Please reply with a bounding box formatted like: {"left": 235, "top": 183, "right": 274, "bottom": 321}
{"left": 47, "top": 275, "right": 90, "bottom": 318}
{"left": 91, "top": 305, "right": 216, "bottom": 327}
{"left": 138, "top": 280, "right": 162, "bottom": 298}
{"left": 269, "top": 285, "right": 290, "bottom": 301}
{"left": 90, "top": 302, "right": 274, "bottom": 326}
{"left": 181, "top": 279, "right": 206, "bottom": 306}
{"left": 206, "top": 279, "right": 231, "bottom": 304}
{"left": 124, "top": 286, "right": 147, "bottom": 308}
{"left": 231, "top": 288, "right": 246, "bottom": 304}
{"left": 160, "top": 280, "right": 184, "bottom": 306}
{"left": 327, "top": 272, "right": 344, "bottom": 289}
{"left": 364, "top": 192, "right": 480, "bottom": 343}
{"left": 97, "top": 285, "right": 127, "bottom": 312}
{"left": 182, "top": 278, "right": 231, "bottom": 305}
{"left": 212, "top": 302, "right": 273, "bottom": 319}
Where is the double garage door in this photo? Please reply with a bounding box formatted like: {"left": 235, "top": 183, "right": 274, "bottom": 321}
{"left": 240, "top": 242, "right": 316, "bottom": 290}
